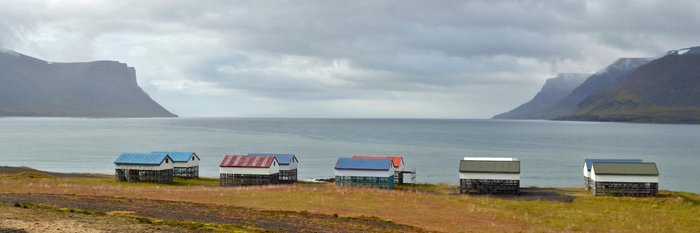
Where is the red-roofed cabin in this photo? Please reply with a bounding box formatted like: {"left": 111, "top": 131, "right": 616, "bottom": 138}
{"left": 352, "top": 155, "right": 406, "bottom": 184}
{"left": 219, "top": 155, "right": 280, "bottom": 186}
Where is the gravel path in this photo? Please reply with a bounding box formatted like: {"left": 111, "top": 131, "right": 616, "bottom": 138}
{"left": 0, "top": 193, "right": 428, "bottom": 233}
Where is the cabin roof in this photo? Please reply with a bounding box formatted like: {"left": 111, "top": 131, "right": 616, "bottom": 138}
{"left": 592, "top": 162, "right": 659, "bottom": 176}
{"left": 459, "top": 160, "right": 520, "bottom": 173}
{"left": 584, "top": 159, "right": 643, "bottom": 171}
{"left": 152, "top": 151, "right": 198, "bottom": 162}
{"left": 115, "top": 153, "right": 171, "bottom": 165}
{"left": 220, "top": 155, "right": 277, "bottom": 168}
{"left": 248, "top": 153, "right": 297, "bottom": 165}
{"left": 335, "top": 158, "right": 393, "bottom": 171}
{"left": 351, "top": 155, "right": 403, "bottom": 168}
{"left": 462, "top": 157, "right": 517, "bottom": 161}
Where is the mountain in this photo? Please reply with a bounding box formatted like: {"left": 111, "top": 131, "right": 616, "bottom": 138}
{"left": 493, "top": 73, "right": 589, "bottom": 119}
{"left": 540, "top": 58, "right": 653, "bottom": 119}
{"left": 562, "top": 47, "right": 700, "bottom": 123}
{"left": 0, "top": 49, "right": 176, "bottom": 117}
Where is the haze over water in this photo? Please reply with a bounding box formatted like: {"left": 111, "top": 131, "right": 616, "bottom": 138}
{"left": 0, "top": 117, "right": 698, "bottom": 193}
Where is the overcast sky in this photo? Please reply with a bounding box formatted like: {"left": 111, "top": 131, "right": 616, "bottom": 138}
{"left": 1, "top": 1, "right": 699, "bottom": 118}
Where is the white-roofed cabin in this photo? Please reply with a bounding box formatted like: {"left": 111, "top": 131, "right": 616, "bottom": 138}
{"left": 590, "top": 162, "right": 659, "bottom": 197}
{"left": 153, "top": 151, "right": 200, "bottom": 178}
{"left": 114, "top": 153, "right": 174, "bottom": 184}
{"left": 352, "top": 155, "right": 407, "bottom": 184}
{"left": 249, "top": 153, "right": 299, "bottom": 183}
{"left": 582, "top": 159, "right": 642, "bottom": 189}
{"left": 219, "top": 155, "right": 280, "bottom": 186}
{"left": 335, "top": 158, "right": 395, "bottom": 189}
{"left": 459, "top": 158, "right": 520, "bottom": 195}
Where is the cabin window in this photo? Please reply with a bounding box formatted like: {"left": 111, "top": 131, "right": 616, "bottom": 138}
{"left": 274, "top": 161, "right": 277, "bottom": 166}
{"left": 192, "top": 156, "right": 195, "bottom": 161}
{"left": 166, "top": 159, "right": 169, "bottom": 163}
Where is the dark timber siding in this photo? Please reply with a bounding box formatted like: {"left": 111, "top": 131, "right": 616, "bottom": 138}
{"left": 220, "top": 173, "right": 280, "bottom": 186}
{"left": 335, "top": 175, "right": 395, "bottom": 189}
{"left": 460, "top": 179, "right": 520, "bottom": 195}
{"left": 592, "top": 181, "right": 658, "bottom": 196}
{"left": 115, "top": 169, "right": 173, "bottom": 184}
{"left": 278, "top": 169, "right": 297, "bottom": 183}
{"left": 174, "top": 166, "right": 199, "bottom": 178}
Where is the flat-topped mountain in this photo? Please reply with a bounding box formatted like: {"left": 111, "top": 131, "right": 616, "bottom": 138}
{"left": 0, "top": 50, "right": 176, "bottom": 117}
{"left": 563, "top": 47, "right": 700, "bottom": 123}
{"left": 493, "top": 73, "right": 589, "bottom": 119}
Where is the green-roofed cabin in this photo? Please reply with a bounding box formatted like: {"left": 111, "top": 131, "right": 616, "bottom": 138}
{"left": 459, "top": 158, "right": 520, "bottom": 195}
{"left": 590, "top": 162, "right": 659, "bottom": 197}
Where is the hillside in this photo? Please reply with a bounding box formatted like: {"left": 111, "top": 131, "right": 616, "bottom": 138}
{"left": 493, "top": 73, "right": 588, "bottom": 119}
{"left": 563, "top": 48, "right": 700, "bottom": 123}
{"left": 0, "top": 49, "right": 176, "bottom": 117}
{"left": 540, "top": 58, "right": 653, "bottom": 119}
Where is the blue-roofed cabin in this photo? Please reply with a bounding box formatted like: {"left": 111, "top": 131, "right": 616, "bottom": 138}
{"left": 334, "top": 157, "right": 395, "bottom": 189}
{"left": 114, "top": 153, "right": 174, "bottom": 184}
{"left": 249, "top": 153, "right": 299, "bottom": 183}
{"left": 582, "top": 159, "right": 642, "bottom": 189}
{"left": 153, "top": 151, "right": 200, "bottom": 178}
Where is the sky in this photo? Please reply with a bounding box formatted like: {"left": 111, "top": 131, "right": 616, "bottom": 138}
{"left": 1, "top": 0, "right": 699, "bottom": 118}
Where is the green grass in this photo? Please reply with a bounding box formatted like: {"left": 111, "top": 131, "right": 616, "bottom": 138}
{"left": 2, "top": 173, "right": 698, "bottom": 232}
{"left": 395, "top": 183, "right": 457, "bottom": 194}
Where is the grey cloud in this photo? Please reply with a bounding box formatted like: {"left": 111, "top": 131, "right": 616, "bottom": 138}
{"left": 1, "top": 1, "right": 699, "bottom": 117}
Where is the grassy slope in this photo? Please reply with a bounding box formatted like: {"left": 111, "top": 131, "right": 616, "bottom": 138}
{"left": 0, "top": 174, "right": 698, "bottom": 233}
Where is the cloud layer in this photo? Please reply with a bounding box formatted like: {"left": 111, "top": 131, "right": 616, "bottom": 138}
{"left": 1, "top": 0, "right": 699, "bottom": 118}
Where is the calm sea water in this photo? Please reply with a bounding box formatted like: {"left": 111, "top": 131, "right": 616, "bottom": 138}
{"left": 0, "top": 117, "right": 698, "bottom": 193}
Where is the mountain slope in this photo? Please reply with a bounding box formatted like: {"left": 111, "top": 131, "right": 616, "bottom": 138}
{"left": 0, "top": 50, "right": 176, "bottom": 117}
{"left": 536, "top": 58, "right": 653, "bottom": 119}
{"left": 493, "top": 73, "right": 588, "bottom": 119}
{"left": 562, "top": 47, "right": 700, "bottom": 123}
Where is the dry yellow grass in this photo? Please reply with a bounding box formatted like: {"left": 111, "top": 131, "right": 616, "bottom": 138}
{"left": 0, "top": 175, "right": 698, "bottom": 233}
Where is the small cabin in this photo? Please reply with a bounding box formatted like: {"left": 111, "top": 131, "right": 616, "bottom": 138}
{"left": 219, "top": 155, "right": 280, "bottom": 186}
{"left": 249, "top": 153, "right": 299, "bottom": 183}
{"left": 352, "top": 155, "right": 406, "bottom": 184}
{"left": 459, "top": 157, "right": 520, "bottom": 195}
{"left": 334, "top": 158, "right": 395, "bottom": 189}
{"left": 583, "top": 159, "right": 642, "bottom": 189}
{"left": 114, "top": 152, "right": 174, "bottom": 184}
{"left": 153, "top": 151, "right": 200, "bottom": 178}
{"left": 590, "top": 162, "right": 659, "bottom": 196}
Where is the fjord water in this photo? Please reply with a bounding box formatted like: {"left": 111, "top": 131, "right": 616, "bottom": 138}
{"left": 0, "top": 117, "right": 698, "bottom": 193}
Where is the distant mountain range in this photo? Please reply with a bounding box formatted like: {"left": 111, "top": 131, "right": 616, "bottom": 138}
{"left": 493, "top": 73, "right": 589, "bottom": 119}
{"left": 564, "top": 47, "right": 700, "bottom": 123}
{"left": 495, "top": 46, "right": 700, "bottom": 124}
{"left": 0, "top": 49, "right": 176, "bottom": 117}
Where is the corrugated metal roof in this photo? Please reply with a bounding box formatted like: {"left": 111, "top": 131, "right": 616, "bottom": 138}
{"left": 220, "top": 155, "right": 277, "bottom": 168}
{"left": 335, "top": 158, "right": 392, "bottom": 171}
{"left": 592, "top": 162, "right": 659, "bottom": 176}
{"left": 459, "top": 160, "right": 520, "bottom": 173}
{"left": 152, "top": 151, "right": 198, "bottom": 162}
{"left": 248, "top": 153, "right": 297, "bottom": 165}
{"left": 115, "top": 153, "right": 171, "bottom": 165}
{"left": 352, "top": 155, "right": 403, "bottom": 168}
{"left": 584, "top": 159, "right": 643, "bottom": 171}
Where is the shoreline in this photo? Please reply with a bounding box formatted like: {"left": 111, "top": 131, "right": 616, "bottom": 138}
{"left": 3, "top": 165, "right": 695, "bottom": 195}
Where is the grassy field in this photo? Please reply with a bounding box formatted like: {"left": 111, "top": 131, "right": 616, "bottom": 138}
{"left": 0, "top": 170, "right": 698, "bottom": 232}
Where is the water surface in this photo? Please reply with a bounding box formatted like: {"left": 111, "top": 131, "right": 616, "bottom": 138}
{"left": 0, "top": 118, "right": 697, "bottom": 193}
